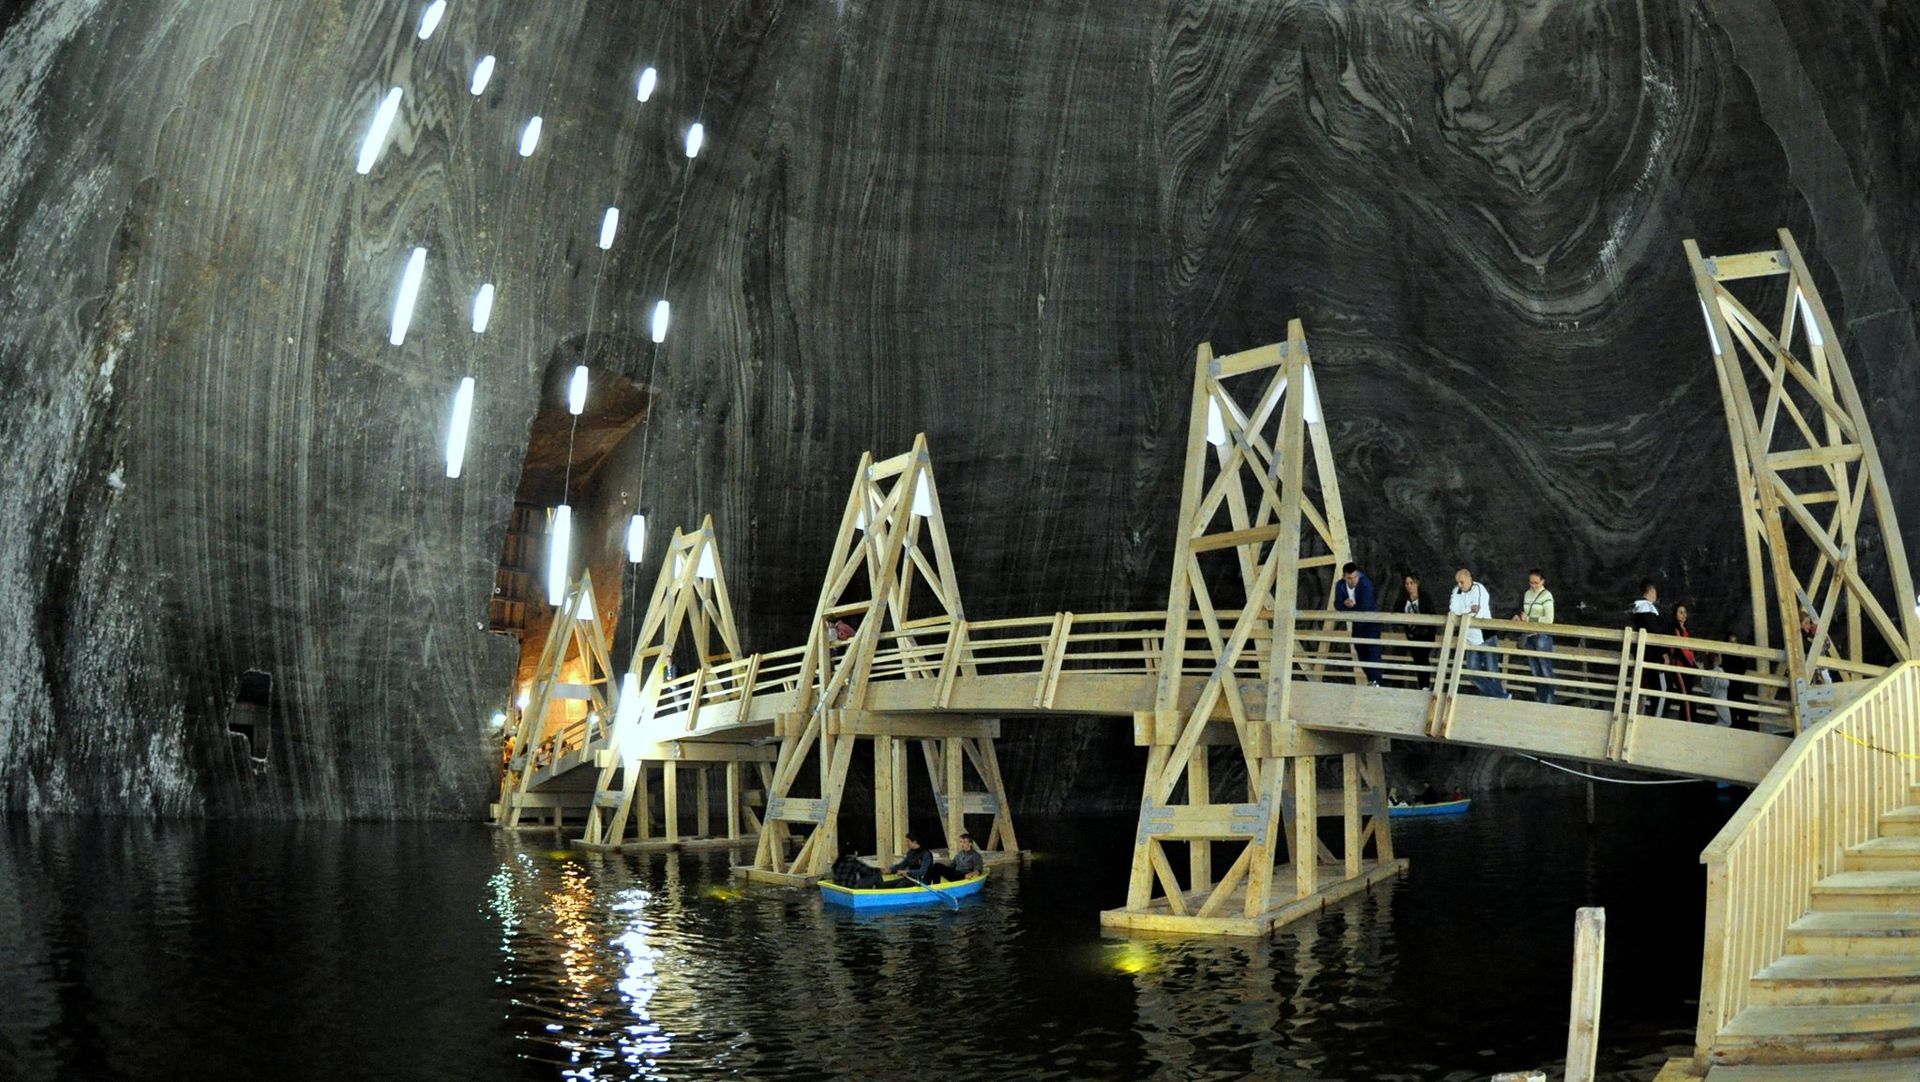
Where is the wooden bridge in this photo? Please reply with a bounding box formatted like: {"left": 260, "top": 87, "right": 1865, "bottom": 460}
{"left": 490, "top": 231, "right": 1920, "bottom": 1075}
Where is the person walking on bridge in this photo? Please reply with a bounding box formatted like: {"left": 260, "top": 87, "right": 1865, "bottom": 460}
{"left": 1515, "top": 568, "right": 1556, "bottom": 706}
{"left": 1629, "top": 581, "right": 1665, "bottom": 715}
{"left": 1336, "top": 562, "right": 1383, "bottom": 686}
{"left": 1451, "top": 567, "right": 1509, "bottom": 699}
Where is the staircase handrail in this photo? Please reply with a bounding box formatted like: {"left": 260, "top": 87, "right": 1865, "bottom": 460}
{"left": 1693, "top": 660, "right": 1920, "bottom": 1064}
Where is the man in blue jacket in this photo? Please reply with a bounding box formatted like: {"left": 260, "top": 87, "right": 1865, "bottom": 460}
{"left": 1336, "top": 562, "right": 1383, "bottom": 686}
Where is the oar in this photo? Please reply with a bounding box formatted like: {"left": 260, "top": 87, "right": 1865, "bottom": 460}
{"left": 901, "top": 872, "right": 960, "bottom": 910}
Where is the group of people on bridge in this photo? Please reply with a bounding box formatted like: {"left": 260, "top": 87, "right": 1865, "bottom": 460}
{"left": 1335, "top": 563, "right": 1737, "bottom": 726}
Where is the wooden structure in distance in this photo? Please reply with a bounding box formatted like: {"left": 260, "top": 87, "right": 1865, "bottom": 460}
{"left": 494, "top": 570, "right": 617, "bottom": 828}
{"left": 1105, "top": 320, "right": 1405, "bottom": 936}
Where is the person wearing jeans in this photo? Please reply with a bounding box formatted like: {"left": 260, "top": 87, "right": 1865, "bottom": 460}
{"left": 1516, "top": 568, "right": 1556, "bottom": 705}
{"left": 1450, "top": 567, "right": 1509, "bottom": 699}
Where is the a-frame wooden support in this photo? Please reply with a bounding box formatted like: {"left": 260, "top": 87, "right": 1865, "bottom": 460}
{"left": 493, "top": 570, "right": 618, "bottom": 828}
{"left": 578, "top": 517, "right": 769, "bottom": 849}
{"left": 739, "top": 434, "right": 1019, "bottom": 885}
{"left": 1101, "top": 321, "right": 1404, "bottom": 936}
{"left": 1687, "top": 230, "right": 1919, "bottom": 730}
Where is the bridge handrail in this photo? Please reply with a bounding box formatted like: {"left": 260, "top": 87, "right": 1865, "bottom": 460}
{"left": 1692, "top": 661, "right": 1920, "bottom": 1061}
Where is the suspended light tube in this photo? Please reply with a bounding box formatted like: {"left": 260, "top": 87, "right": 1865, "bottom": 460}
{"left": 1205, "top": 398, "right": 1227, "bottom": 447}
{"left": 445, "top": 377, "right": 475, "bottom": 478}
{"left": 516, "top": 688, "right": 530, "bottom": 711}
{"left": 390, "top": 247, "right": 427, "bottom": 345}
{"left": 1301, "top": 366, "right": 1323, "bottom": 425}
{"left": 470, "top": 56, "right": 496, "bottom": 95}
{"left": 1795, "top": 289, "right": 1825, "bottom": 348}
{"left": 355, "top": 87, "right": 404, "bottom": 174}
{"left": 547, "top": 505, "right": 572, "bottom": 604}
{"left": 650, "top": 299, "right": 670, "bottom": 343}
{"left": 417, "top": 0, "right": 447, "bottom": 39}
{"left": 1699, "top": 298, "right": 1724, "bottom": 357}
{"left": 598, "top": 207, "right": 620, "bottom": 250}
{"left": 568, "top": 365, "right": 589, "bottom": 415}
{"left": 636, "top": 67, "right": 658, "bottom": 102}
{"left": 685, "top": 122, "right": 704, "bottom": 158}
{"left": 614, "top": 670, "right": 643, "bottom": 761}
{"left": 519, "top": 116, "right": 543, "bottom": 157}
{"left": 626, "top": 514, "right": 647, "bottom": 562}
{"left": 471, "top": 283, "right": 494, "bottom": 334}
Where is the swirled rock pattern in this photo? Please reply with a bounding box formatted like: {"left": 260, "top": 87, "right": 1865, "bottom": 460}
{"left": 0, "top": 0, "right": 1915, "bottom": 816}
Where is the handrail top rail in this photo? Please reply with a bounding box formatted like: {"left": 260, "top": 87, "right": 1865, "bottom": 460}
{"left": 1700, "top": 660, "right": 1919, "bottom": 865}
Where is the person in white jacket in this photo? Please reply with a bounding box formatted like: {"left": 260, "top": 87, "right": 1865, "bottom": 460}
{"left": 1450, "top": 567, "right": 1509, "bottom": 699}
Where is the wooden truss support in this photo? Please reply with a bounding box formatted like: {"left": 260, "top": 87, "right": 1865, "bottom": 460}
{"left": 740, "top": 436, "right": 1020, "bottom": 883}
{"left": 496, "top": 569, "right": 618, "bottom": 828}
{"left": 1687, "top": 231, "right": 1918, "bottom": 730}
{"left": 579, "top": 517, "right": 749, "bottom": 848}
{"left": 1104, "top": 322, "right": 1405, "bottom": 935}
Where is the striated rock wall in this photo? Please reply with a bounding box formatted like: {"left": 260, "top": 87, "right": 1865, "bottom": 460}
{"left": 0, "top": 0, "right": 1914, "bottom": 817}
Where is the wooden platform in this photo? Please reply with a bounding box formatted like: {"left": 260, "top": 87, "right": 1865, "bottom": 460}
{"left": 1099, "top": 859, "right": 1407, "bottom": 937}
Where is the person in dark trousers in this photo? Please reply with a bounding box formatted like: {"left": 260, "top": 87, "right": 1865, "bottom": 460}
{"left": 889, "top": 832, "right": 936, "bottom": 883}
{"left": 1629, "top": 581, "right": 1663, "bottom": 715}
{"left": 1400, "top": 573, "right": 1438, "bottom": 688}
{"left": 1336, "top": 562, "right": 1383, "bottom": 686}
{"left": 831, "top": 842, "right": 882, "bottom": 888}
{"left": 931, "top": 832, "right": 985, "bottom": 882}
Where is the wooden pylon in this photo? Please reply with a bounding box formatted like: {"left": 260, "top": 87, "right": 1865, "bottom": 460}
{"left": 1107, "top": 321, "right": 1399, "bottom": 933}
{"left": 580, "top": 517, "right": 744, "bottom": 846}
{"left": 1687, "top": 230, "right": 1919, "bottom": 729}
{"left": 495, "top": 569, "right": 618, "bottom": 827}
{"left": 745, "top": 434, "right": 1016, "bottom": 882}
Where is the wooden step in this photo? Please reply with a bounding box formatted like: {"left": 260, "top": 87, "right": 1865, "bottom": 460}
{"left": 1715, "top": 1003, "right": 1920, "bottom": 1064}
{"left": 1787, "top": 913, "right": 1920, "bottom": 956}
{"left": 1708, "top": 1060, "right": 1920, "bottom": 1080}
{"left": 1847, "top": 837, "right": 1920, "bottom": 872}
{"left": 1880, "top": 807, "right": 1920, "bottom": 838}
{"left": 1812, "top": 871, "right": 1920, "bottom": 912}
{"left": 1751, "top": 954, "right": 1920, "bottom": 1006}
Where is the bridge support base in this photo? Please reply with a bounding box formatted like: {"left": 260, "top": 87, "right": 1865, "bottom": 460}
{"left": 1101, "top": 858, "right": 1407, "bottom": 937}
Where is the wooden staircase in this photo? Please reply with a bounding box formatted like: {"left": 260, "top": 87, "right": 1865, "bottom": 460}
{"left": 1712, "top": 790, "right": 1920, "bottom": 1067}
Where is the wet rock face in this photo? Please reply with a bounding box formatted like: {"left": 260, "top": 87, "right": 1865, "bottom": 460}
{"left": 0, "top": 1, "right": 1915, "bottom": 818}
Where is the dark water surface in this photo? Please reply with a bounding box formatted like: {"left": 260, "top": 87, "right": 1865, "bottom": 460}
{"left": 0, "top": 787, "right": 1737, "bottom": 1080}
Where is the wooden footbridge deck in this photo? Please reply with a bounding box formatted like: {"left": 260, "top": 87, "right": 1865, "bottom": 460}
{"left": 491, "top": 232, "right": 1920, "bottom": 1074}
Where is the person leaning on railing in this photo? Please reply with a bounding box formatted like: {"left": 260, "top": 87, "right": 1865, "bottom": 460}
{"left": 1400, "top": 573, "right": 1437, "bottom": 689}
{"left": 1450, "top": 567, "right": 1510, "bottom": 699}
{"left": 1515, "top": 568, "right": 1556, "bottom": 706}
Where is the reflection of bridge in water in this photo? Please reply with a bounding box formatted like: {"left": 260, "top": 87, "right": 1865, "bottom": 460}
{"left": 493, "top": 231, "right": 1920, "bottom": 1073}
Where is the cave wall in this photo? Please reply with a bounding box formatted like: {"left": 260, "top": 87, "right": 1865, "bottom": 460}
{"left": 0, "top": 0, "right": 1914, "bottom": 818}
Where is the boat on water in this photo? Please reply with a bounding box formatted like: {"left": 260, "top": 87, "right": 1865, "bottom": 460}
{"left": 819, "top": 872, "right": 988, "bottom": 910}
{"left": 1389, "top": 797, "right": 1471, "bottom": 818}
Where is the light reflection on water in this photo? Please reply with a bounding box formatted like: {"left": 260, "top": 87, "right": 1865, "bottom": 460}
{"left": 0, "top": 788, "right": 1730, "bottom": 1080}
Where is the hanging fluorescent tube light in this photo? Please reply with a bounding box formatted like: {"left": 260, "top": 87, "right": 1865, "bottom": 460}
{"left": 1301, "top": 366, "right": 1323, "bottom": 424}
{"left": 355, "top": 87, "right": 404, "bottom": 174}
{"left": 516, "top": 688, "right": 530, "bottom": 711}
{"left": 445, "top": 377, "right": 475, "bottom": 478}
{"left": 695, "top": 544, "right": 718, "bottom": 580}
{"left": 685, "top": 123, "right": 704, "bottom": 158}
{"left": 390, "top": 247, "right": 427, "bottom": 345}
{"left": 1699, "top": 298, "right": 1724, "bottom": 356}
{"left": 636, "top": 67, "right": 658, "bottom": 102}
{"left": 626, "top": 514, "right": 647, "bottom": 562}
{"left": 614, "top": 671, "right": 643, "bottom": 761}
{"left": 417, "top": 0, "right": 446, "bottom": 39}
{"left": 598, "top": 207, "right": 620, "bottom": 250}
{"left": 568, "top": 365, "right": 589, "bottom": 415}
{"left": 519, "top": 116, "right": 543, "bottom": 157}
{"left": 471, "top": 283, "right": 494, "bottom": 334}
{"left": 470, "top": 55, "right": 496, "bottom": 95}
{"left": 1795, "top": 289, "right": 1825, "bottom": 348}
{"left": 1205, "top": 398, "right": 1227, "bottom": 446}
{"left": 546, "top": 505, "right": 572, "bottom": 604}
{"left": 650, "top": 299, "right": 670, "bottom": 343}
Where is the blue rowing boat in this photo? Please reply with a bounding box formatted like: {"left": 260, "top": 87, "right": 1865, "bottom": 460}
{"left": 1389, "top": 798, "right": 1471, "bottom": 818}
{"left": 819, "top": 872, "right": 988, "bottom": 910}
